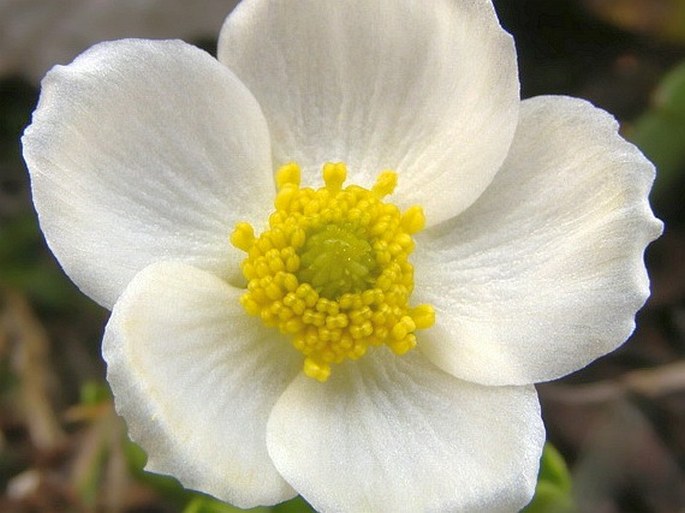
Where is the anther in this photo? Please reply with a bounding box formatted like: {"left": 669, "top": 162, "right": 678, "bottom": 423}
{"left": 323, "top": 162, "right": 347, "bottom": 193}
{"left": 372, "top": 170, "right": 398, "bottom": 197}
{"left": 230, "top": 223, "right": 255, "bottom": 252}
{"left": 276, "top": 162, "right": 301, "bottom": 190}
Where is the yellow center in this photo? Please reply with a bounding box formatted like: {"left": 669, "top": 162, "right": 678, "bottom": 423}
{"left": 230, "top": 162, "right": 435, "bottom": 382}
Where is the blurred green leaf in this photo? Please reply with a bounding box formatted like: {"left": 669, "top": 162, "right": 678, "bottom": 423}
{"left": 183, "top": 495, "right": 271, "bottom": 513}
{"left": 180, "top": 495, "right": 315, "bottom": 513}
{"left": 629, "top": 61, "right": 685, "bottom": 200}
{"left": 582, "top": 0, "right": 685, "bottom": 43}
{"left": 79, "top": 380, "right": 112, "bottom": 406}
{"left": 0, "top": 213, "right": 87, "bottom": 310}
{"left": 272, "top": 496, "right": 317, "bottom": 513}
{"left": 655, "top": 61, "right": 685, "bottom": 117}
{"left": 524, "top": 480, "right": 575, "bottom": 513}
{"left": 124, "top": 439, "right": 190, "bottom": 505}
{"left": 537, "top": 442, "right": 572, "bottom": 494}
{"left": 74, "top": 438, "right": 109, "bottom": 508}
{"left": 522, "top": 443, "right": 575, "bottom": 513}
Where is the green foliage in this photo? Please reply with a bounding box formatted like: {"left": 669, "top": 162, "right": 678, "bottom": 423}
{"left": 181, "top": 495, "right": 315, "bottom": 513}
{"left": 582, "top": 0, "right": 685, "bottom": 44}
{"left": 79, "top": 380, "right": 112, "bottom": 406}
{"left": 183, "top": 496, "right": 271, "bottom": 513}
{"left": 537, "top": 442, "right": 572, "bottom": 493}
{"left": 522, "top": 443, "right": 575, "bottom": 513}
{"left": 271, "top": 496, "right": 316, "bottom": 513}
{"left": 629, "top": 61, "right": 685, "bottom": 201}
{"left": 0, "top": 214, "right": 85, "bottom": 310}
{"left": 124, "top": 439, "right": 192, "bottom": 505}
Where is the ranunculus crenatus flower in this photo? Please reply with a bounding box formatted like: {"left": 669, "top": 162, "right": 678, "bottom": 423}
{"left": 22, "top": 0, "right": 662, "bottom": 511}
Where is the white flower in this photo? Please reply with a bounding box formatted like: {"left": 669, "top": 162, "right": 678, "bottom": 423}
{"left": 22, "top": 0, "right": 662, "bottom": 511}
{"left": 0, "top": 0, "right": 238, "bottom": 81}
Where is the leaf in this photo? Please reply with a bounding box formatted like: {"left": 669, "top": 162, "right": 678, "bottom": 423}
{"left": 271, "top": 496, "right": 317, "bottom": 513}
{"left": 537, "top": 443, "right": 572, "bottom": 494}
{"left": 582, "top": 0, "right": 685, "bottom": 43}
{"left": 522, "top": 443, "right": 576, "bottom": 513}
{"left": 123, "top": 439, "right": 189, "bottom": 504}
{"left": 628, "top": 61, "right": 685, "bottom": 201}
{"left": 524, "top": 481, "right": 575, "bottom": 513}
{"left": 0, "top": 214, "right": 85, "bottom": 310}
{"left": 182, "top": 495, "right": 271, "bottom": 513}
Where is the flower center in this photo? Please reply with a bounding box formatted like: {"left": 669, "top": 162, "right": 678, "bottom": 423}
{"left": 230, "top": 162, "right": 435, "bottom": 382}
{"left": 297, "top": 223, "right": 376, "bottom": 299}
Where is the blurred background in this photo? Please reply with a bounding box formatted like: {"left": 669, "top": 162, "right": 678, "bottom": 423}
{"left": 0, "top": 0, "right": 683, "bottom": 512}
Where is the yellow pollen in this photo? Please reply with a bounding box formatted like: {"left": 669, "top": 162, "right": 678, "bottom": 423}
{"left": 231, "top": 162, "right": 435, "bottom": 382}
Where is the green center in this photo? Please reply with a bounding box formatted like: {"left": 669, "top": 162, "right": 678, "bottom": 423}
{"left": 297, "top": 223, "right": 377, "bottom": 299}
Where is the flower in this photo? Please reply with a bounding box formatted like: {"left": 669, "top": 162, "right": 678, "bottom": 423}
{"left": 22, "top": 0, "right": 662, "bottom": 511}
{"left": 0, "top": 0, "right": 238, "bottom": 82}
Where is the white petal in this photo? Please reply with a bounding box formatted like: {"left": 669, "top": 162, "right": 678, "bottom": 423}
{"left": 23, "top": 39, "right": 273, "bottom": 309}
{"left": 103, "top": 261, "right": 300, "bottom": 507}
{"left": 414, "top": 96, "right": 663, "bottom": 386}
{"left": 218, "top": 0, "right": 519, "bottom": 224}
{"left": 267, "top": 348, "right": 544, "bottom": 513}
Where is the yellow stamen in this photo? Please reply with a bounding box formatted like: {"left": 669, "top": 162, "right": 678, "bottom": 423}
{"left": 231, "top": 162, "right": 435, "bottom": 381}
{"left": 230, "top": 222, "right": 255, "bottom": 252}
{"left": 372, "top": 170, "right": 398, "bottom": 197}
{"left": 323, "top": 162, "right": 347, "bottom": 192}
{"left": 276, "top": 161, "right": 301, "bottom": 189}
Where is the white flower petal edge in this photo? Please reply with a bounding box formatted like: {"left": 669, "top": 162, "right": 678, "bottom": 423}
{"left": 267, "top": 348, "right": 544, "bottom": 513}
{"left": 218, "top": 0, "right": 519, "bottom": 225}
{"left": 103, "top": 261, "right": 301, "bottom": 507}
{"left": 414, "top": 95, "right": 663, "bottom": 386}
{"left": 22, "top": 38, "right": 274, "bottom": 309}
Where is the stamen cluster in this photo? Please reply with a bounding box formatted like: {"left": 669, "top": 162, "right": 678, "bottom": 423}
{"left": 231, "top": 162, "right": 434, "bottom": 381}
